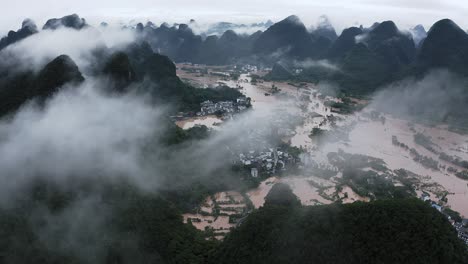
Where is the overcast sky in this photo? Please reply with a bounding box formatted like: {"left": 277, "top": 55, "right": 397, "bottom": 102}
{"left": 2, "top": 0, "right": 468, "bottom": 34}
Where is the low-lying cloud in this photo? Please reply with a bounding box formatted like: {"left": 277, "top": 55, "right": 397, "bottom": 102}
{"left": 293, "top": 59, "right": 340, "bottom": 71}
{"left": 0, "top": 80, "right": 165, "bottom": 199}
{"left": 0, "top": 74, "right": 292, "bottom": 204}
{"left": 0, "top": 26, "right": 135, "bottom": 74}
{"left": 371, "top": 69, "right": 466, "bottom": 122}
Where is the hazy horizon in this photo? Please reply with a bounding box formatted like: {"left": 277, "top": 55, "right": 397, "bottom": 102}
{"left": 2, "top": 0, "right": 468, "bottom": 34}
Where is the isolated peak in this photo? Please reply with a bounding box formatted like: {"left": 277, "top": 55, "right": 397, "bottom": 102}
{"left": 21, "top": 19, "right": 38, "bottom": 32}
{"left": 283, "top": 15, "right": 302, "bottom": 25}
{"left": 372, "top": 21, "right": 398, "bottom": 36}
{"left": 317, "top": 15, "right": 333, "bottom": 29}
{"left": 43, "top": 14, "right": 88, "bottom": 30}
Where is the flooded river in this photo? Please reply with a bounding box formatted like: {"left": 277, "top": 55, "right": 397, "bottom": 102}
{"left": 319, "top": 114, "right": 468, "bottom": 216}
{"left": 177, "top": 65, "right": 468, "bottom": 224}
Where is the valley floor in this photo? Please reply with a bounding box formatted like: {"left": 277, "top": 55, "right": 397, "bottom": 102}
{"left": 176, "top": 63, "right": 468, "bottom": 240}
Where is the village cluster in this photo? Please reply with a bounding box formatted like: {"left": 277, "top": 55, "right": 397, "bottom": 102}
{"left": 455, "top": 221, "right": 468, "bottom": 246}
{"left": 421, "top": 193, "right": 468, "bottom": 246}
{"left": 198, "top": 97, "right": 251, "bottom": 117}
{"left": 237, "top": 64, "right": 259, "bottom": 73}
{"left": 238, "top": 147, "right": 298, "bottom": 177}
{"left": 178, "top": 63, "right": 468, "bottom": 247}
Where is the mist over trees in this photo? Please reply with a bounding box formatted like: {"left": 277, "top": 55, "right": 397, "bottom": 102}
{"left": 0, "top": 13, "right": 468, "bottom": 264}
{"left": 214, "top": 197, "right": 468, "bottom": 264}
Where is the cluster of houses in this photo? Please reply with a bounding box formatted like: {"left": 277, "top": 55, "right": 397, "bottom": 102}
{"left": 421, "top": 193, "right": 468, "bottom": 246}
{"left": 454, "top": 221, "right": 468, "bottom": 246}
{"left": 238, "top": 148, "right": 297, "bottom": 177}
{"left": 198, "top": 98, "right": 251, "bottom": 117}
{"left": 238, "top": 64, "right": 258, "bottom": 73}
{"left": 420, "top": 193, "right": 443, "bottom": 210}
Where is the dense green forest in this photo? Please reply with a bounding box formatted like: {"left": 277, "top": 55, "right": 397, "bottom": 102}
{"left": 0, "top": 41, "right": 245, "bottom": 117}
{"left": 1, "top": 13, "right": 468, "bottom": 264}
{"left": 213, "top": 186, "right": 468, "bottom": 264}
{"left": 0, "top": 178, "right": 218, "bottom": 264}
{"left": 1, "top": 179, "right": 465, "bottom": 264}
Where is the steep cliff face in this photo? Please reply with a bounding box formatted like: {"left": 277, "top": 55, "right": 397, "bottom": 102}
{"left": 418, "top": 19, "right": 468, "bottom": 73}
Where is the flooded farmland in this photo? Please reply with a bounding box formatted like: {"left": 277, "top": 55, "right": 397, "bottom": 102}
{"left": 176, "top": 64, "right": 468, "bottom": 237}
{"left": 183, "top": 191, "right": 248, "bottom": 240}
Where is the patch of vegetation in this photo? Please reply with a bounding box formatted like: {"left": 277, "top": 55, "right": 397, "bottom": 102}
{"left": 392, "top": 135, "right": 410, "bottom": 150}
{"left": 327, "top": 150, "right": 388, "bottom": 172}
{"left": 0, "top": 178, "right": 218, "bottom": 264}
{"left": 393, "top": 136, "right": 441, "bottom": 171}
{"left": 309, "top": 127, "right": 325, "bottom": 137}
{"left": 340, "top": 169, "right": 414, "bottom": 200}
{"left": 163, "top": 125, "right": 210, "bottom": 146}
{"left": 443, "top": 207, "right": 463, "bottom": 223}
{"left": 309, "top": 126, "right": 349, "bottom": 145}
{"left": 440, "top": 152, "right": 468, "bottom": 170}
{"left": 126, "top": 44, "right": 245, "bottom": 113}
{"left": 455, "top": 170, "right": 468, "bottom": 180}
{"left": 327, "top": 151, "right": 414, "bottom": 200}
{"left": 278, "top": 143, "right": 303, "bottom": 160}
{"left": 324, "top": 97, "right": 364, "bottom": 114}
{"left": 414, "top": 133, "right": 439, "bottom": 154}
{"left": 212, "top": 198, "right": 468, "bottom": 264}
{"left": 410, "top": 148, "right": 439, "bottom": 170}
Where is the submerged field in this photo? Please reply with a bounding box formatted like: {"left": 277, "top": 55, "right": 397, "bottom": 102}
{"left": 176, "top": 64, "right": 468, "bottom": 238}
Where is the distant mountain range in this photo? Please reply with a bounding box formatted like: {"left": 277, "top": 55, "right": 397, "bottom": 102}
{"left": 0, "top": 14, "right": 248, "bottom": 117}
{"left": 213, "top": 186, "right": 468, "bottom": 264}
{"left": 2, "top": 14, "right": 467, "bottom": 74}
{"left": 1, "top": 13, "right": 468, "bottom": 115}
{"left": 0, "top": 14, "right": 467, "bottom": 264}
{"left": 126, "top": 14, "right": 468, "bottom": 90}
{"left": 195, "top": 20, "right": 274, "bottom": 36}
{"left": 0, "top": 19, "right": 38, "bottom": 50}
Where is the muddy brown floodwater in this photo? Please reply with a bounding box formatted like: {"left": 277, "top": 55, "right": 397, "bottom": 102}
{"left": 319, "top": 113, "right": 468, "bottom": 217}
{"left": 183, "top": 191, "right": 247, "bottom": 240}
{"left": 246, "top": 176, "right": 334, "bottom": 208}
{"left": 175, "top": 115, "right": 223, "bottom": 130}
{"left": 178, "top": 65, "right": 468, "bottom": 224}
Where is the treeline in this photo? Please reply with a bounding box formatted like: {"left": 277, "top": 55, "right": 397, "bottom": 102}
{"left": 0, "top": 40, "right": 245, "bottom": 117}
{"left": 0, "top": 177, "right": 466, "bottom": 264}
{"left": 0, "top": 178, "right": 218, "bottom": 264}
{"left": 212, "top": 188, "right": 468, "bottom": 264}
